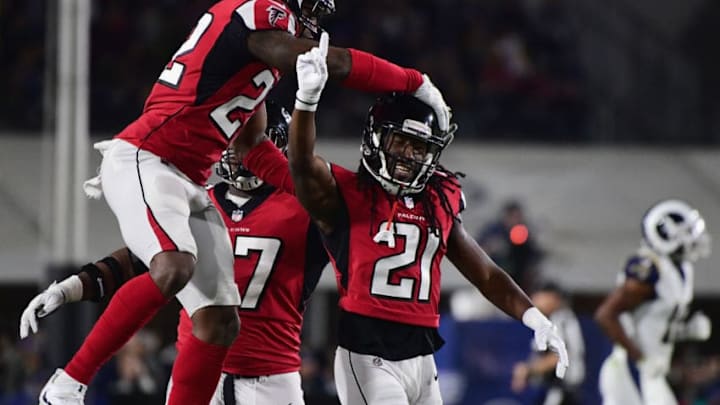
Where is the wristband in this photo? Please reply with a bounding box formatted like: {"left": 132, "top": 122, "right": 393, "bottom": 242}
{"left": 522, "top": 307, "right": 552, "bottom": 331}
{"left": 294, "top": 97, "right": 318, "bottom": 112}
{"left": 295, "top": 90, "right": 319, "bottom": 112}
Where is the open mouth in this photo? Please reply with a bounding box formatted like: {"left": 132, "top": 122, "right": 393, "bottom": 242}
{"left": 393, "top": 162, "right": 415, "bottom": 181}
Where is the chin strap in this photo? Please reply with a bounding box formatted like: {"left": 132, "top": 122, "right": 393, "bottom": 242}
{"left": 373, "top": 198, "right": 400, "bottom": 248}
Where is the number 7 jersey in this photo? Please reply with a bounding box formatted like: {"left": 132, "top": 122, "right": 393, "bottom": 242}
{"left": 116, "top": 0, "right": 298, "bottom": 185}
{"left": 176, "top": 183, "right": 328, "bottom": 376}
{"left": 324, "top": 165, "right": 465, "bottom": 328}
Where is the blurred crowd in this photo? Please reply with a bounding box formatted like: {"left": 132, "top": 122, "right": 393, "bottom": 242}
{"left": 0, "top": 329, "right": 171, "bottom": 405}
{"left": 325, "top": 0, "right": 587, "bottom": 140}
{"left": 1, "top": 0, "right": 587, "bottom": 140}
{"left": 0, "top": 328, "right": 341, "bottom": 405}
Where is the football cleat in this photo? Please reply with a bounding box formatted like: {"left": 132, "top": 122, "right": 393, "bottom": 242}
{"left": 39, "top": 369, "right": 87, "bottom": 405}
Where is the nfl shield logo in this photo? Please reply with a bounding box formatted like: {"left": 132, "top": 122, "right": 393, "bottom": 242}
{"left": 231, "top": 209, "right": 244, "bottom": 222}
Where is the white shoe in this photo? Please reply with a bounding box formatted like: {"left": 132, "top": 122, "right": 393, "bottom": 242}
{"left": 39, "top": 368, "right": 87, "bottom": 404}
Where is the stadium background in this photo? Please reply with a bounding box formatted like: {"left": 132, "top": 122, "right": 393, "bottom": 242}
{"left": 2, "top": 0, "right": 720, "bottom": 403}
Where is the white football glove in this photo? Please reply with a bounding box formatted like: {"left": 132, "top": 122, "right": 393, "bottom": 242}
{"left": 295, "top": 32, "right": 329, "bottom": 112}
{"left": 522, "top": 307, "right": 570, "bottom": 379}
{"left": 637, "top": 355, "right": 669, "bottom": 378}
{"left": 19, "top": 276, "right": 83, "bottom": 339}
{"left": 683, "top": 311, "right": 712, "bottom": 341}
{"left": 412, "top": 74, "right": 451, "bottom": 132}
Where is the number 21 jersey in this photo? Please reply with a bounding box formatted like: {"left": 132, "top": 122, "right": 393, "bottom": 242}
{"left": 324, "top": 165, "right": 464, "bottom": 329}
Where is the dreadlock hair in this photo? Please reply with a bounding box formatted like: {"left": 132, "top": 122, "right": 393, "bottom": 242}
{"left": 356, "top": 163, "right": 465, "bottom": 247}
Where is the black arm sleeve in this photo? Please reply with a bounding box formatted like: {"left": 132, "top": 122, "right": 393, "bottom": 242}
{"left": 78, "top": 250, "right": 149, "bottom": 302}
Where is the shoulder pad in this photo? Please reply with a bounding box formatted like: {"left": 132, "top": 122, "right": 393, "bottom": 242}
{"left": 235, "top": 0, "right": 297, "bottom": 35}
{"left": 624, "top": 255, "right": 659, "bottom": 284}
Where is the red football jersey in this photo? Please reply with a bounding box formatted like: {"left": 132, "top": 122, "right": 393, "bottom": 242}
{"left": 116, "top": 0, "right": 298, "bottom": 185}
{"left": 176, "top": 183, "right": 327, "bottom": 376}
{"left": 325, "top": 165, "right": 464, "bottom": 328}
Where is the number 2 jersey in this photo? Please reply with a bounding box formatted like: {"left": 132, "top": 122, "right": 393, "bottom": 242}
{"left": 176, "top": 182, "right": 328, "bottom": 376}
{"left": 116, "top": 0, "right": 298, "bottom": 185}
{"left": 324, "top": 165, "right": 464, "bottom": 359}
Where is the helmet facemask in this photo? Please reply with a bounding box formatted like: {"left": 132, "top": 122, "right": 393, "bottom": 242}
{"left": 216, "top": 148, "right": 264, "bottom": 191}
{"left": 682, "top": 213, "right": 711, "bottom": 261}
{"left": 362, "top": 118, "right": 455, "bottom": 196}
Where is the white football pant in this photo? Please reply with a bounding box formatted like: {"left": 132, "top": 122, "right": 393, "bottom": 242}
{"left": 334, "top": 346, "right": 442, "bottom": 405}
{"left": 166, "top": 371, "right": 304, "bottom": 405}
{"left": 99, "top": 139, "right": 240, "bottom": 316}
{"left": 599, "top": 349, "right": 676, "bottom": 405}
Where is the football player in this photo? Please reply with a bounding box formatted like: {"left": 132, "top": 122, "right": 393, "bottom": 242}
{"left": 32, "top": 0, "right": 451, "bottom": 402}
{"left": 22, "top": 102, "right": 329, "bottom": 405}
{"left": 239, "top": 34, "right": 570, "bottom": 405}
{"left": 595, "top": 199, "right": 712, "bottom": 405}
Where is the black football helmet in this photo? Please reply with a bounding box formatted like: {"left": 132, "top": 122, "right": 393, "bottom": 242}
{"left": 361, "top": 94, "right": 457, "bottom": 196}
{"left": 216, "top": 101, "right": 291, "bottom": 191}
{"left": 285, "top": 0, "right": 335, "bottom": 39}
{"left": 266, "top": 100, "right": 291, "bottom": 151}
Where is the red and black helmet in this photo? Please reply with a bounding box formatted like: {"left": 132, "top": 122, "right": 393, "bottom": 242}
{"left": 361, "top": 93, "right": 457, "bottom": 196}
{"left": 286, "top": 0, "right": 335, "bottom": 39}
{"left": 216, "top": 101, "right": 291, "bottom": 190}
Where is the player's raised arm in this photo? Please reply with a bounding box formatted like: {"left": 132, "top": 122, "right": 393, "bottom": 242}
{"left": 20, "top": 248, "right": 146, "bottom": 338}
{"left": 243, "top": 0, "right": 450, "bottom": 131}
{"left": 445, "top": 219, "right": 569, "bottom": 379}
{"left": 286, "top": 33, "right": 341, "bottom": 234}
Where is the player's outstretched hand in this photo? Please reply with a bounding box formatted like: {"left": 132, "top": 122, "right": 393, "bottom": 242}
{"left": 20, "top": 282, "right": 65, "bottom": 338}
{"left": 534, "top": 322, "right": 570, "bottom": 379}
{"left": 523, "top": 307, "right": 570, "bottom": 379}
{"left": 19, "top": 276, "right": 83, "bottom": 339}
{"left": 295, "top": 32, "right": 329, "bottom": 112}
{"left": 413, "top": 74, "right": 451, "bottom": 132}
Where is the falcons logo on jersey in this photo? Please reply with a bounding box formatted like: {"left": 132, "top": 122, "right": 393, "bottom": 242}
{"left": 267, "top": 4, "right": 288, "bottom": 27}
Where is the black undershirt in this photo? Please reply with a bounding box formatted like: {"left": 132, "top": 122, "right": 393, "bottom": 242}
{"left": 337, "top": 310, "right": 444, "bottom": 361}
